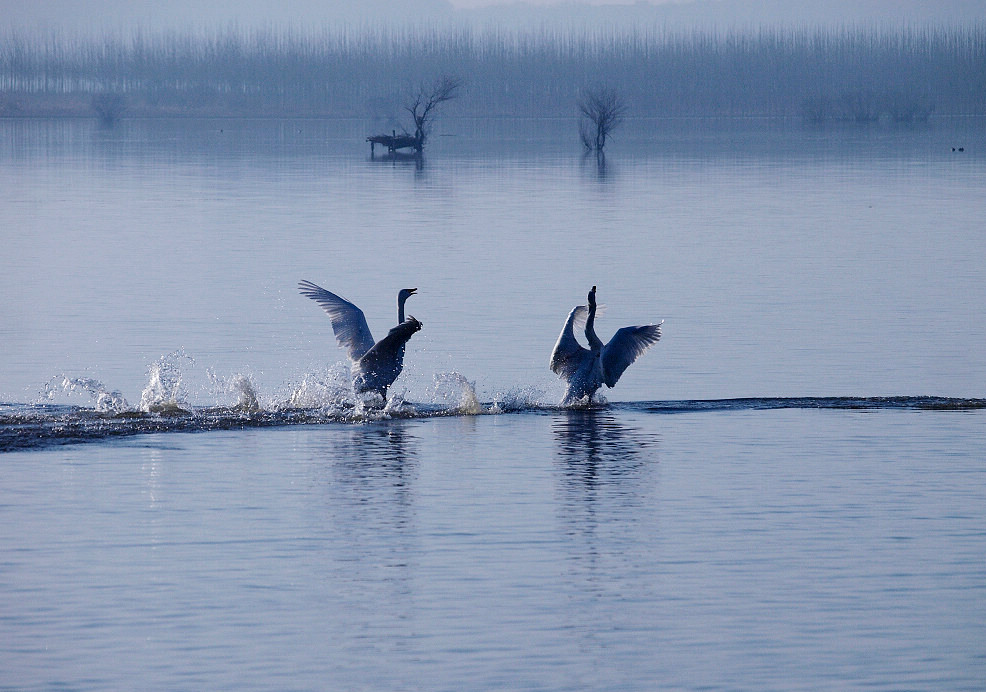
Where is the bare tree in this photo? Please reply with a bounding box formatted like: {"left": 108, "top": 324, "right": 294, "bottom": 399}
{"left": 578, "top": 86, "right": 626, "bottom": 153}
{"left": 404, "top": 75, "right": 461, "bottom": 152}
{"left": 92, "top": 92, "right": 126, "bottom": 127}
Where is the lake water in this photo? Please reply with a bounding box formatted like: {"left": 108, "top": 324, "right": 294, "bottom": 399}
{"left": 1, "top": 117, "right": 985, "bottom": 690}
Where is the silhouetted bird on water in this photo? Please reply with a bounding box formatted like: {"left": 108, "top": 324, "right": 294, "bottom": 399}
{"left": 550, "top": 285, "right": 662, "bottom": 406}
{"left": 299, "top": 281, "right": 421, "bottom": 405}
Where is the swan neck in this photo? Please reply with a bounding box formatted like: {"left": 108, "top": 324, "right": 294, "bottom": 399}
{"left": 585, "top": 299, "right": 603, "bottom": 350}
{"left": 398, "top": 297, "right": 405, "bottom": 324}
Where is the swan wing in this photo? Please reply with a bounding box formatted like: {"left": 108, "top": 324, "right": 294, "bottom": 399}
{"left": 601, "top": 322, "right": 663, "bottom": 387}
{"left": 550, "top": 306, "right": 590, "bottom": 378}
{"left": 571, "top": 303, "right": 605, "bottom": 331}
{"left": 298, "top": 280, "right": 376, "bottom": 361}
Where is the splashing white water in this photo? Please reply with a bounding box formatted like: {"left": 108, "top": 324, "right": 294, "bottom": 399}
{"left": 433, "top": 372, "right": 483, "bottom": 414}
{"left": 282, "top": 364, "right": 353, "bottom": 411}
{"left": 207, "top": 370, "right": 261, "bottom": 412}
{"left": 44, "top": 376, "right": 131, "bottom": 413}
{"left": 35, "top": 353, "right": 546, "bottom": 422}
{"left": 382, "top": 390, "right": 418, "bottom": 417}
{"left": 490, "top": 385, "right": 549, "bottom": 412}
{"left": 139, "top": 350, "right": 193, "bottom": 413}
{"left": 228, "top": 374, "right": 260, "bottom": 412}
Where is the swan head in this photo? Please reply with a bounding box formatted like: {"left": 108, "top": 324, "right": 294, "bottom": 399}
{"left": 397, "top": 288, "right": 417, "bottom": 324}
{"left": 588, "top": 285, "right": 597, "bottom": 306}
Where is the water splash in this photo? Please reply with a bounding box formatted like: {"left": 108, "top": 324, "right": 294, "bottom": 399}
{"left": 490, "top": 385, "right": 549, "bottom": 412}
{"left": 229, "top": 374, "right": 260, "bottom": 412}
{"left": 560, "top": 391, "right": 608, "bottom": 410}
{"left": 282, "top": 364, "right": 352, "bottom": 411}
{"left": 43, "top": 376, "right": 131, "bottom": 413}
{"left": 207, "top": 370, "right": 261, "bottom": 412}
{"left": 432, "top": 372, "right": 483, "bottom": 414}
{"left": 378, "top": 389, "right": 409, "bottom": 413}
{"left": 139, "top": 350, "right": 193, "bottom": 414}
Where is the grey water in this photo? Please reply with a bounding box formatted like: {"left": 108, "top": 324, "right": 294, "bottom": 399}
{"left": 2, "top": 117, "right": 985, "bottom": 690}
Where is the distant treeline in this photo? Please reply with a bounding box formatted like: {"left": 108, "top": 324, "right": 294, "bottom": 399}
{"left": 1, "top": 24, "right": 984, "bottom": 121}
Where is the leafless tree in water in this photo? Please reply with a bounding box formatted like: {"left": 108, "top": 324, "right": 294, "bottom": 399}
{"left": 405, "top": 75, "right": 461, "bottom": 152}
{"left": 578, "top": 86, "right": 626, "bottom": 153}
{"left": 92, "top": 92, "right": 126, "bottom": 127}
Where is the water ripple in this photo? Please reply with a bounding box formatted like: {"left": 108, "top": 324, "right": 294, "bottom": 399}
{"left": 2, "top": 395, "right": 983, "bottom": 452}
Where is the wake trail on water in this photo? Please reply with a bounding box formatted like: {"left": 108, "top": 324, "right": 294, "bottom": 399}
{"left": 1, "top": 352, "right": 550, "bottom": 451}
{"left": 3, "top": 393, "right": 983, "bottom": 453}
{"left": 2, "top": 352, "right": 983, "bottom": 451}
{"left": 634, "top": 396, "right": 986, "bottom": 413}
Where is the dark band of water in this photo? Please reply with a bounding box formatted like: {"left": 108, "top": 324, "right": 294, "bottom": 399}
{"left": 631, "top": 395, "right": 986, "bottom": 413}
{"left": 2, "top": 396, "right": 983, "bottom": 453}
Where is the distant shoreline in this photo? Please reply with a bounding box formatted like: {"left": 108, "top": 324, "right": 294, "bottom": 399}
{"left": 3, "top": 25, "right": 983, "bottom": 122}
{"left": 1, "top": 95, "right": 977, "bottom": 123}
{"left": 3, "top": 106, "right": 979, "bottom": 124}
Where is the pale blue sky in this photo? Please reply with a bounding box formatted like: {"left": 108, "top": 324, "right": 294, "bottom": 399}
{"left": 1, "top": 0, "right": 980, "bottom": 33}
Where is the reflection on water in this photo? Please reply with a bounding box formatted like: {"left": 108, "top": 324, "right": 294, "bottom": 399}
{"left": 306, "top": 421, "right": 420, "bottom": 563}
{"left": 553, "top": 409, "right": 659, "bottom": 488}
{"left": 580, "top": 149, "right": 615, "bottom": 181}
{"left": 2, "top": 405, "right": 985, "bottom": 690}
{"left": 334, "top": 421, "right": 419, "bottom": 469}
{"left": 307, "top": 422, "right": 421, "bottom": 634}
{"left": 551, "top": 408, "right": 664, "bottom": 673}
{"left": 369, "top": 149, "right": 426, "bottom": 172}
{"left": 553, "top": 409, "right": 661, "bottom": 558}
{"left": 313, "top": 422, "right": 419, "bottom": 512}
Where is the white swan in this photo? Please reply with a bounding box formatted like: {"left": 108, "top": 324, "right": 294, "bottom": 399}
{"left": 299, "top": 281, "right": 421, "bottom": 403}
{"left": 550, "top": 285, "right": 662, "bottom": 406}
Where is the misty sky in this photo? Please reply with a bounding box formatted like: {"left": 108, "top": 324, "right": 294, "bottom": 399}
{"left": 0, "top": 0, "right": 662, "bottom": 28}
{"left": 450, "top": 0, "right": 652, "bottom": 5}
{"left": 1, "top": 0, "right": 981, "bottom": 33}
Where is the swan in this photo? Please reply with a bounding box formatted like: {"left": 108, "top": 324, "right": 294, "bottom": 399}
{"left": 298, "top": 281, "right": 422, "bottom": 404}
{"left": 550, "top": 285, "right": 662, "bottom": 406}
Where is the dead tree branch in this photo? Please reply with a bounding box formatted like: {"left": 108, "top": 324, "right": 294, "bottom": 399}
{"left": 404, "top": 75, "right": 461, "bottom": 152}
{"left": 578, "top": 86, "right": 626, "bottom": 152}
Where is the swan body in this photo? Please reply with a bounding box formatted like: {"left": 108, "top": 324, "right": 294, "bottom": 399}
{"left": 299, "top": 281, "right": 421, "bottom": 403}
{"left": 550, "top": 285, "right": 662, "bottom": 406}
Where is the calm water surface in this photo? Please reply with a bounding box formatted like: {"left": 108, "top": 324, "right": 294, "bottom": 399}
{"left": 1, "top": 118, "right": 985, "bottom": 690}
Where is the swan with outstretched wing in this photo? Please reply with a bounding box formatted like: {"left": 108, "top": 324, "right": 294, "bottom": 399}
{"left": 550, "top": 285, "right": 662, "bottom": 406}
{"left": 299, "top": 281, "right": 421, "bottom": 404}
